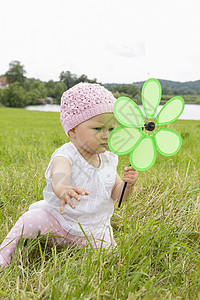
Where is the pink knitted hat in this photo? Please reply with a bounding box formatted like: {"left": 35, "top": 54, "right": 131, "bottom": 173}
{"left": 60, "top": 83, "right": 116, "bottom": 136}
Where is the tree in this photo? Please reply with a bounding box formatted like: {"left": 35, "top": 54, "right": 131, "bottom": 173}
{"left": 30, "top": 79, "right": 47, "bottom": 98}
{"left": 76, "top": 74, "right": 88, "bottom": 84}
{"left": 162, "top": 86, "right": 172, "bottom": 95}
{"left": 59, "top": 71, "right": 77, "bottom": 89}
{"left": 1, "top": 82, "right": 27, "bottom": 107}
{"left": 45, "top": 80, "right": 55, "bottom": 90}
{"left": 0, "top": 88, "right": 3, "bottom": 105}
{"left": 113, "top": 84, "right": 139, "bottom": 99}
{"left": 60, "top": 71, "right": 97, "bottom": 89}
{"left": 52, "top": 82, "right": 67, "bottom": 104}
{"left": 75, "top": 74, "right": 97, "bottom": 84}
{"left": 5, "top": 61, "right": 26, "bottom": 84}
{"left": 26, "top": 89, "right": 41, "bottom": 105}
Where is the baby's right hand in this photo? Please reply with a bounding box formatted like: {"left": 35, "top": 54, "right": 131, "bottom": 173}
{"left": 60, "top": 186, "right": 89, "bottom": 214}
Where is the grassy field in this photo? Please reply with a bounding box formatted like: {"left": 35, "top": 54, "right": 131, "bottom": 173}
{"left": 0, "top": 107, "right": 200, "bottom": 299}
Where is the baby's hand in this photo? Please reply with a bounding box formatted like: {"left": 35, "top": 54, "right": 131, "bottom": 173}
{"left": 60, "top": 186, "right": 89, "bottom": 214}
{"left": 123, "top": 166, "right": 138, "bottom": 187}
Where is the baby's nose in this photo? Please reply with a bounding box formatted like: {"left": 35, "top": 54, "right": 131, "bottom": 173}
{"left": 102, "top": 130, "right": 109, "bottom": 139}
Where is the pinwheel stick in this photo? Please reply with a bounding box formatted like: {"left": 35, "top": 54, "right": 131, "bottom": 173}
{"left": 118, "top": 164, "right": 131, "bottom": 208}
{"left": 118, "top": 181, "right": 127, "bottom": 208}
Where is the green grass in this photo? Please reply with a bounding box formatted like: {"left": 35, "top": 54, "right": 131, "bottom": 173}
{"left": 0, "top": 107, "right": 200, "bottom": 299}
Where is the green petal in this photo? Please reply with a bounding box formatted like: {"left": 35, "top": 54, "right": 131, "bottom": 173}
{"left": 142, "top": 78, "right": 161, "bottom": 118}
{"left": 154, "top": 128, "right": 182, "bottom": 156}
{"left": 129, "top": 136, "right": 157, "bottom": 171}
{"left": 114, "top": 97, "right": 145, "bottom": 127}
{"left": 157, "top": 96, "right": 185, "bottom": 126}
{"left": 108, "top": 125, "right": 144, "bottom": 155}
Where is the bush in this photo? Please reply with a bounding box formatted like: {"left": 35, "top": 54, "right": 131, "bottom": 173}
{"left": 1, "top": 82, "right": 27, "bottom": 108}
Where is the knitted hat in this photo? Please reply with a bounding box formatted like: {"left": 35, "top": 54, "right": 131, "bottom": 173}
{"left": 60, "top": 83, "right": 116, "bottom": 136}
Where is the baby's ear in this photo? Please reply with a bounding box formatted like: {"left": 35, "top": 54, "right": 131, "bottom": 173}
{"left": 68, "top": 128, "right": 76, "bottom": 138}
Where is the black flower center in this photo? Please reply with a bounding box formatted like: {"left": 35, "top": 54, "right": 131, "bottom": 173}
{"left": 144, "top": 121, "right": 155, "bottom": 131}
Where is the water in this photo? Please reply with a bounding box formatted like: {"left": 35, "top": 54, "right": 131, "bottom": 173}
{"left": 26, "top": 104, "right": 200, "bottom": 120}
{"left": 26, "top": 104, "right": 61, "bottom": 112}
{"left": 140, "top": 105, "right": 200, "bottom": 121}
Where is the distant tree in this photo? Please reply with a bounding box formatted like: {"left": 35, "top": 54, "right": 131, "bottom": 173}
{"left": 186, "top": 89, "right": 195, "bottom": 95}
{"left": 0, "top": 88, "right": 3, "bottom": 105}
{"left": 113, "top": 90, "right": 142, "bottom": 104}
{"left": 59, "top": 71, "right": 77, "bottom": 89}
{"left": 88, "top": 78, "right": 97, "bottom": 84}
{"left": 60, "top": 71, "right": 97, "bottom": 89}
{"left": 5, "top": 61, "right": 26, "bottom": 84}
{"left": 23, "top": 78, "right": 47, "bottom": 96}
{"left": 26, "top": 89, "right": 41, "bottom": 105}
{"left": 113, "top": 91, "right": 130, "bottom": 99}
{"left": 44, "top": 81, "right": 67, "bottom": 103}
{"left": 113, "top": 84, "right": 139, "bottom": 99}
{"left": 177, "top": 88, "right": 187, "bottom": 95}
{"left": 162, "top": 86, "right": 172, "bottom": 95}
{"left": 23, "top": 79, "right": 47, "bottom": 100}
{"left": 21, "top": 78, "right": 47, "bottom": 105}
{"left": 23, "top": 78, "right": 32, "bottom": 91}
{"left": 45, "top": 80, "right": 55, "bottom": 90}
{"left": 44, "top": 80, "right": 55, "bottom": 99}
{"left": 23, "top": 78, "right": 38, "bottom": 91}
{"left": 52, "top": 82, "right": 67, "bottom": 104}
{"left": 173, "top": 90, "right": 179, "bottom": 96}
{"left": 76, "top": 74, "right": 88, "bottom": 83}
{"left": 127, "top": 84, "right": 140, "bottom": 98}
{"left": 1, "top": 82, "right": 27, "bottom": 107}
{"left": 76, "top": 74, "right": 97, "bottom": 84}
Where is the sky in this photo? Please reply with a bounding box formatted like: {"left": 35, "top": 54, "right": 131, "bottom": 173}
{"left": 1, "top": 0, "right": 200, "bottom": 84}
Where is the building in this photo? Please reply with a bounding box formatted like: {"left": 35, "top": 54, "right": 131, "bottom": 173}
{"left": 0, "top": 77, "right": 8, "bottom": 89}
{"left": 36, "top": 98, "right": 46, "bottom": 105}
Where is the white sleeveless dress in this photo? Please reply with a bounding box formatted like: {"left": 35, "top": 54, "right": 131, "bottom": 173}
{"left": 29, "top": 142, "right": 118, "bottom": 243}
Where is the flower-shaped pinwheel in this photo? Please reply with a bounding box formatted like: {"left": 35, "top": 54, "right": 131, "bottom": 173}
{"left": 108, "top": 78, "right": 185, "bottom": 171}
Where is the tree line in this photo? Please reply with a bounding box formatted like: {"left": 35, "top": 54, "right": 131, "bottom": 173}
{"left": 0, "top": 61, "right": 141, "bottom": 108}
{"left": 134, "top": 79, "right": 200, "bottom": 96}
{"left": 0, "top": 61, "right": 200, "bottom": 108}
{"left": 0, "top": 62, "right": 142, "bottom": 108}
{"left": 0, "top": 61, "right": 99, "bottom": 108}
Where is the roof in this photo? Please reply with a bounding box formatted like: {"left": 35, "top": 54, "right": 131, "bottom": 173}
{"left": 0, "top": 77, "right": 8, "bottom": 86}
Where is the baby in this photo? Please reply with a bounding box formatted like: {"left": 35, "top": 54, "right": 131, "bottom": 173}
{"left": 0, "top": 83, "right": 138, "bottom": 269}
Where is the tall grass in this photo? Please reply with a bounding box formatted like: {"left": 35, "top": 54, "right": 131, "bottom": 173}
{"left": 0, "top": 107, "right": 200, "bottom": 299}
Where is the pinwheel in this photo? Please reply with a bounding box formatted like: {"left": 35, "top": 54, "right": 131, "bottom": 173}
{"left": 108, "top": 78, "right": 185, "bottom": 206}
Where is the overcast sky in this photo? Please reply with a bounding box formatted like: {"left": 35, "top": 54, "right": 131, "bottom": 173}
{"left": 1, "top": 0, "right": 200, "bottom": 84}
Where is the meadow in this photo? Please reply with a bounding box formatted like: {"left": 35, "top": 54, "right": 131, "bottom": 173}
{"left": 0, "top": 107, "right": 200, "bottom": 299}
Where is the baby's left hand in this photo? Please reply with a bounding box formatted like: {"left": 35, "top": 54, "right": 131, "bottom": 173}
{"left": 123, "top": 166, "right": 138, "bottom": 186}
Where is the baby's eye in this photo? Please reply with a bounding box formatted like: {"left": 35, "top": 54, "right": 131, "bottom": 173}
{"left": 93, "top": 127, "right": 115, "bottom": 132}
{"left": 94, "top": 128, "right": 102, "bottom": 131}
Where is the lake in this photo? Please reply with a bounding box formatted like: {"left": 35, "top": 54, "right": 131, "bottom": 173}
{"left": 26, "top": 104, "right": 200, "bottom": 120}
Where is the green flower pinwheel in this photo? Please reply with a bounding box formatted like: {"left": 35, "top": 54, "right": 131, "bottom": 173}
{"left": 108, "top": 78, "right": 185, "bottom": 171}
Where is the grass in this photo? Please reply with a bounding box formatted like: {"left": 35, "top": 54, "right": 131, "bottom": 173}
{"left": 0, "top": 107, "right": 200, "bottom": 299}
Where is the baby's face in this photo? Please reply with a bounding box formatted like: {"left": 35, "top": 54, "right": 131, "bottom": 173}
{"left": 72, "top": 113, "right": 117, "bottom": 154}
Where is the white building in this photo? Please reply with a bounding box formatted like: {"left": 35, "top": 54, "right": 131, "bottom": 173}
{"left": 0, "top": 77, "right": 8, "bottom": 89}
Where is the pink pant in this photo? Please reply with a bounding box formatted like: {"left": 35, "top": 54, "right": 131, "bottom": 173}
{"left": 0, "top": 209, "right": 113, "bottom": 269}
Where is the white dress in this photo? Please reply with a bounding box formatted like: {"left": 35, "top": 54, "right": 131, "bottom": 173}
{"left": 29, "top": 142, "right": 118, "bottom": 243}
